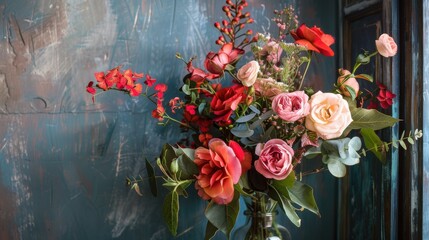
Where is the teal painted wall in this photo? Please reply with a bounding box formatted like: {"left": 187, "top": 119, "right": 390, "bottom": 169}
{"left": 0, "top": 0, "right": 338, "bottom": 239}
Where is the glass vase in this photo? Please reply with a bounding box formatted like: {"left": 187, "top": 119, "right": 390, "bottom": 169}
{"left": 232, "top": 192, "right": 292, "bottom": 240}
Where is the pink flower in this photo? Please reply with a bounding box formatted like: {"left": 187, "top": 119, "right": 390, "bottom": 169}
{"left": 204, "top": 43, "right": 244, "bottom": 78}
{"left": 254, "top": 139, "right": 294, "bottom": 180}
{"left": 375, "top": 33, "right": 397, "bottom": 57}
{"left": 237, "top": 61, "right": 260, "bottom": 87}
{"left": 337, "top": 69, "right": 359, "bottom": 97}
{"left": 194, "top": 138, "right": 246, "bottom": 204}
{"left": 272, "top": 91, "right": 310, "bottom": 122}
{"left": 305, "top": 91, "right": 353, "bottom": 140}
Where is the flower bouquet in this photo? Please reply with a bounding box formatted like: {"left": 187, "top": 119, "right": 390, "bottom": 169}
{"left": 86, "top": 1, "right": 422, "bottom": 239}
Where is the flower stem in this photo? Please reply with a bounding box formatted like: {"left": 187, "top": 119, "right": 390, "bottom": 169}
{"left": 298, "top": 52, "right": 312, "bottom": 90}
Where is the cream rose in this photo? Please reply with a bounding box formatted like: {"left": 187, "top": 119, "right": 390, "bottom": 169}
{"left": 375, "top": 34, "right": 397, "bottom": 57}
{"left": 305, "top": 91, "right": 353, "bottom": 140}
{"left": 237, "top": 60, "right": 260, "bottom": 87}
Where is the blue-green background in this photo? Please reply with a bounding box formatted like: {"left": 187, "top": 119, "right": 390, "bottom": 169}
{"left": 0, "top": 0, "right": 338, "bottom": 239}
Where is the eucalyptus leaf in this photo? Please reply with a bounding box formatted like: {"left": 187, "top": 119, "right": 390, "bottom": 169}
{"left": 236, "top": 112, "right": 257, "bottom": 123}
{"left": 231, "top": 125, "right": 255, "bottom": 138}
{"left": 327, "top": 160, "right": 346, "bottom": 178}
{"left": 198, "top": 102, "right": 207, "bottom": 114}
{"left": 163, "top": 191, "right": 179, "bottom": 236}
{"left": 182, "top": 84, "right": 191, "bottom": 95}
{"left": 248, "top": 105, "right": 261, "bottom": 114}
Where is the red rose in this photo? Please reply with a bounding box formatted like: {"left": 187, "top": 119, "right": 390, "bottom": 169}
{"left": 290, "top": 24, "right": 335, "bottom": 56}
{"left": 210, "top": 85, "right": 246, "bottom": 123}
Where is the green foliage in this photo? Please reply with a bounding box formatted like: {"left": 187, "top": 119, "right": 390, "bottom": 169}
{"left": 205, "top": 192, "right": 240, "bottom": 239}
{"left": 360, "top": 128, "right": 386, "bottom": 163}
{"left": 163, "top": 191, "right": 179, "bottom": 236}
{"left": 348, "top": 107, "right": 400, "bottom": 130}
{"left": 145, "top": 158, "right": 158, "bottom": 197}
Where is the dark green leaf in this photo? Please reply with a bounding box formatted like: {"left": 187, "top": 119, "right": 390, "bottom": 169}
{"left": 287, "top": 181, "right": 320, "bottom": 216}
{"left": 268, "top": 185, "right": 301, "bottom": 227}
{"left": 163, "top": 191, "right": 179, "bottom": 236}
{"left": 360, "top": 128, "right": 386, "bottom": 164}
{"left": 145, "top": 158, "right": 158, "bottom": 197}
{"left": 205, "top": 192, "right": 240, "bottom": 238}
{"left": 161, "top": 144, "right": 176, "bottom": 170}
{"left": 348, "top": 108, "right": 400, "bottom": 130}
{"left": 176, "top": 155, "right": 198, "bottom": 180}
{"left": 271, "top": 171, "right": 296, "bottom": 191}
{"left": 205, "top": 221, "right": 219, "bottom": 240}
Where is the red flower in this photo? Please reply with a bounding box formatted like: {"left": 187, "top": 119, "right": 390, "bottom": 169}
{"left": 185, "top": 104, "right": 197, "bottom": 115}
{"left": 204, "top": 43, "right": 244, "bottom": 78}
{"left": 86, "top": 81, "right": 96, "bottom": 95}
{"left": 290, "top": 24, "right": 335, "bottom": 56}
{"left": 377, "top": 83, "right": 396, "bottom": 109}
{"left": 144, "top": 75, "right": 156, "bottom": 87}
{"left": 210, "top": 85, "right": 246, "bottom": 123}
{"left": 155, "top": 83, "right": 168, "bottom": 92}
{"left": 130, "top": 83, "right": 143, "bottom": 97}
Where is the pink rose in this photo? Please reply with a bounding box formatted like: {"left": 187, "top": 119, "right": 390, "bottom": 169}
{"left": 253, "top": 78, "right": 287, "bottom": 98}
{"left": 305, "top": 91, "right": 353, "bottom": 140}
{"left": 254, "top": 139, "right": 294, "bottom": 180}
{"left": 237, "top": 61, "right": 260, "bottom": 87}
{"left": 194, "top": 138, "right": 245, "bottom": 204}
{"left": 337, "top": 69, "right": 359, "bottom": 97}
{"left": 272, "top": 91, "right": 310, "bottom": 122}
{"left": 375, "top": 34, "right": 397, "bottom": 57}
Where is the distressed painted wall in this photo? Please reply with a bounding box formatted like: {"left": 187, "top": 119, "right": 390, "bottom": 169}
{"left": 0, "top": 0, "right": 338, "bottom": 239}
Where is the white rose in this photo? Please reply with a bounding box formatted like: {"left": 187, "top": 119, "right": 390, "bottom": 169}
{"left": 237, "top": 61, "right": 260, "bottom": 87}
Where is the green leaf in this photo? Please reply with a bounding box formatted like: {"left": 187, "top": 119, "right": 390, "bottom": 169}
{"left": 145, "top": 158, "right": 158, "bottom": 197}
{"left": 287, "top": 181, "right": 320, "bottom": 216}
{"left": 205, "top": 221, "right": 219, "bottom": 240}
{"left": 182, "top": 84, "right": 191, "bottom": 95}
{"left": 231, "top": 125, "right": 254, "bottom": 138}
{"left": 235, "top": 112, "right": 257, "bottom": 123}
{"left": 399, "top": 140, "right": 407, "bottom": 150}
{"left": 271, "top": 171, "right": 296, "bottom": 191}
{"left": 161, "top": 144, "right": 176, "bottom": 170}
{"left": 268, "top": 185, "right": 301, "bottom": 227}
{"left": 360, "top": 128, "right": 386, "bottom": 164}
{"left": 205, "top": 192, "right": 240, "bottom": 238}
{"left": 348, "top": 108, "right": 400, "bottom": 130}
{"left": 355, "top": 73, "right": 373, "bottom": 82}
{"left": 163, "top": 191, "right": 179, "bottom": 236}
{"left": 198, "top": 102, "right": 207, "bottom": 114}
{"left": 345, "top": 85, "right": 356, "bottom": 100}
{"left": 326, "top": 159, "right": 346, "bottom": 177}
{"left": 356, "top": 54, "right": 370, "bottom": 64}
{"left": 176, "top": 155, "right": 198, "bottom": 180}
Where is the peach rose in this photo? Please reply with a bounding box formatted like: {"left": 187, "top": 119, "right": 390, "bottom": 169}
{"left": 305, "top": 91, "right": 353, "bottom": 140}
{"left": 254, "top": 139, "right": 294, "bottom": 180}
{"left": 194, "top": 138, "right": 246, "bottom": 204}
{"left": 375, "top": 34, "right": 397, "bottom": 57}
{"left": 337, "top": 69, "right": 359, "bottom": 97}
{"left": 237, "top": 61, "right": 260, "bottom": 87}
{"left": 272, "top": 91, "right": 310, "bottom": 122}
